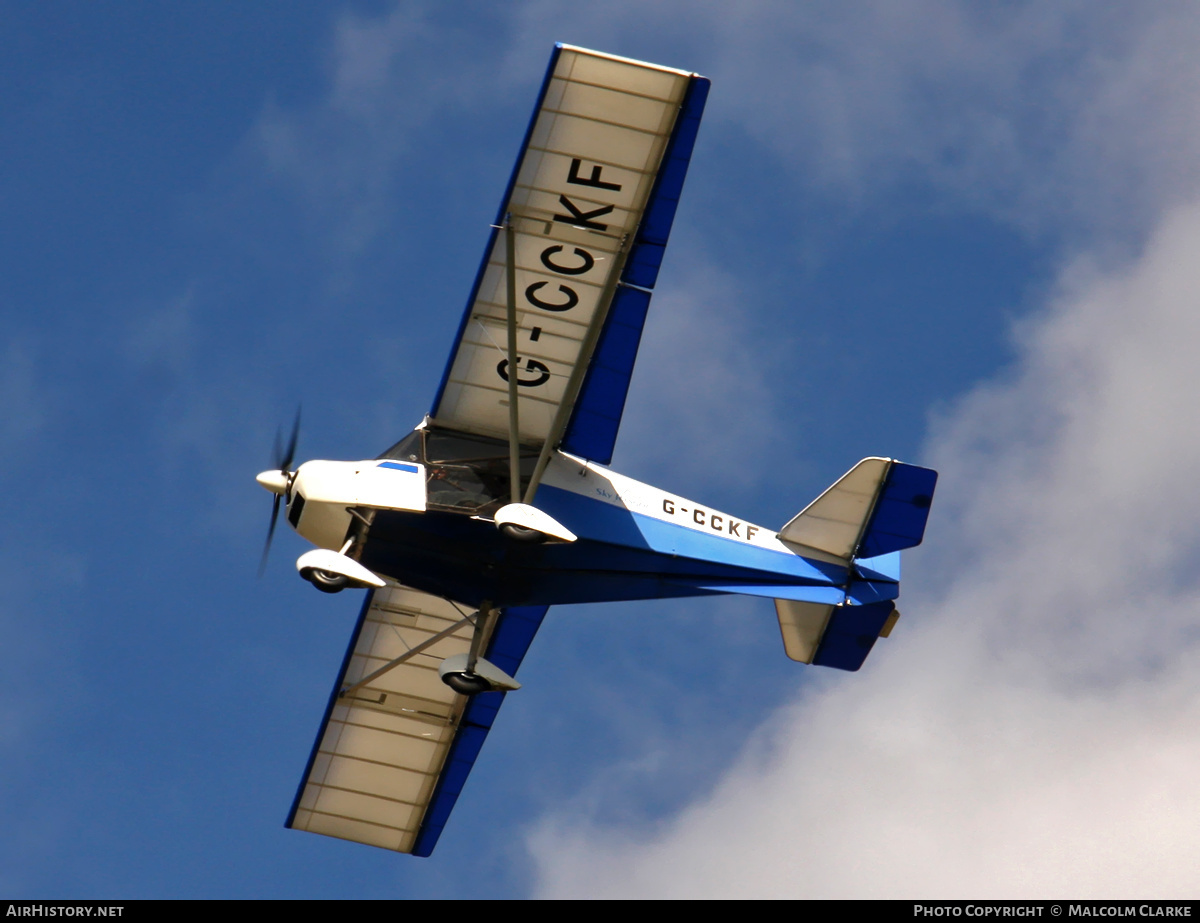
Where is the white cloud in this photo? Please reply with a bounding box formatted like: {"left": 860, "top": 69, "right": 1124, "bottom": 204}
{"left": 528, "top": 194, "right": 1200, "bottom": 899}
{"left": 507, "top": 1, "right": 1200, "bottom": 244}
{"left": 524, "top": 2, "right": 1200, "bottom": 896}
{"left": 714, "top": 1, "right": 1200, "bottom": 243}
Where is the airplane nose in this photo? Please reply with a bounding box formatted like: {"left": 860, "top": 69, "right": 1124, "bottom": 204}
{"left": 256, "top": 470, "right": 289, "bottom": 495}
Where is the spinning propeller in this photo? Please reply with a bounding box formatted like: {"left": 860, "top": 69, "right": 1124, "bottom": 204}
{"left": 256, "top": 409, "right": 301, "bottom": 575}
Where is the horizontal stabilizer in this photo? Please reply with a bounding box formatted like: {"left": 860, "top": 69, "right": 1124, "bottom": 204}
{"left": 775, "top": 599, "right": 897, "bottom": 671}
{"left": 684, "top": 582, "right": 845, "bottom": 604}
{"left": 774, "top": 600, "right": 835, "bottom": 663}
{"left": 779, "top": 458, "right": 937, "bottom": 561}
{"left": 780, "top": 458, "right": 889, "bottom": 559}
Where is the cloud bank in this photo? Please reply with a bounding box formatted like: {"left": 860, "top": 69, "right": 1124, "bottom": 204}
{"left": 524, "top": 2, "right": 1200, "bottom": 899}
{"left": 531, "top": 202, "right": 1200, "bottom": 897}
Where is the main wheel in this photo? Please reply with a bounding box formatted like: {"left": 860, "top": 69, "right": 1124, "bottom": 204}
{"left": 302, "top": 567, "right": 349, "bottom": 594}
{"left": 500, "top": 522, "right": 544, "bottom": 542}
{"left": 441, "top": 672, "right": 493, "bottom": 696}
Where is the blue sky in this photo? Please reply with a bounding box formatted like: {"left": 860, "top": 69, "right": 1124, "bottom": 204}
{"left": 5, "top": 1, "right": 1200, "bottom": 898}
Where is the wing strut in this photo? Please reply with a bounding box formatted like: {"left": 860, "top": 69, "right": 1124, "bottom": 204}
{"left": 335, "top": 599, "right": 503, "bottom": 698}
{"left": 338, "top": 610, "right": 478, "bottom": 697}
{"left": 521, "top": 232, "right": 632, "bottom": 505}
{"left": 503, "top": 219, "right": 521, "bottom": 504}
{"left": 466, "top": 600, "right": 495, "bottom": 673}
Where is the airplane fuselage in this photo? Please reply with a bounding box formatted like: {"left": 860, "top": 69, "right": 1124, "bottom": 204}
{"left": 284, "top": 449, "right": 857, "bottom": 610}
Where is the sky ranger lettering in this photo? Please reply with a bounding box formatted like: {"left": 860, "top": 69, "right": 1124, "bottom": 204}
{"left": 256, "top": 45, "right": 937, "bottom": 857}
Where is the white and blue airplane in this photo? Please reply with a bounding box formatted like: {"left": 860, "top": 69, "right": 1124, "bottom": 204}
{"left": 256, "top": 45, "right": 937, "bottom": 856}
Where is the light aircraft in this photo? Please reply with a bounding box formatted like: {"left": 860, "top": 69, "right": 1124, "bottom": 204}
{"left": 256, "top": 45, "right": 937, "bottom": 856}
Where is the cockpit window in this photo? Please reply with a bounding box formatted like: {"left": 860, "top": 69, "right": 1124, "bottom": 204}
{"left": 424, "top": 431, "right": 513, "bottom": 463}
{"left": 378, "top": 430, "right": 423, "bottom": 462}
{"left": 378, "top": 428, "right": 540, "bottom": 514}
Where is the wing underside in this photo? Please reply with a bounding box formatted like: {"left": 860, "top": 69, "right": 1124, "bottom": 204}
{"left": 430, "top": 45, "right": 709, "bottom": 464}
{"left": 287, "top": 586, "right": 547, "bottom": 855}
{"left": 291, "top": 45, "right": 708, "bottom": 858}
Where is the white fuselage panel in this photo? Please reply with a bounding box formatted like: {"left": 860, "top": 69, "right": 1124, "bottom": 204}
{"left": 290, "top": 460, "right": 427, "bottom": 550}
{"left": 540, "top": 452, "right": 792, "bottom": 554}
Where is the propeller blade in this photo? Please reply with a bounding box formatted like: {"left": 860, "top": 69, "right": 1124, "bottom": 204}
{"left": 259, "top": 493, "right": 282, "bottom": 577}
{"left": 280, "top": 408, "right": 301, "bottom": 473}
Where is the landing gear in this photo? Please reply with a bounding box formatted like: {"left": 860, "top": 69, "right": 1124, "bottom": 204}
{"left": 440, "top": 671, "right": 494, "bottom": 695}
{"left": 494, "top": 503, "right": 577, "bottom": 543}
{"left": 295, "top": 541, "right": 385, "bottom": 594}
{"left": 435, "top": 605, "right": 522, "bottom": 697}
{"left": 303, "top": 568, "right": 349, "bottom": 593}
{"left": 499, "top": 522, "right": 543, "bottom": 542}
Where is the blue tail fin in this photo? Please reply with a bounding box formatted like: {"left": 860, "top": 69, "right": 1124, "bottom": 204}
{"left": 774, "top": 459, "right": 936, "bottom": 671}
{"left": 857, "top": 462, "right": 938, "bottom": 558}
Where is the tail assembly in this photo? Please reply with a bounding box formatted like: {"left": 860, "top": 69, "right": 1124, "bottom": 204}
{"left": 775, "top": 458, "right": 937, "bottom": 671}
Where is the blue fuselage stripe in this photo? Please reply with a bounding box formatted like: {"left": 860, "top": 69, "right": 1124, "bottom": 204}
{"left": 378, "top": 461, "right": 419, "bottom": 473}
{"left": 535, "top": 484, "right": 838, "bottom": 582}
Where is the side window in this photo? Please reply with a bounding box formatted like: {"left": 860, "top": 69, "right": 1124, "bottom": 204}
{"left": 378, "top": 428, "right": 539, "bottom": 514}
{"left": 426, "top": 463, "right": 506, "bottom": 511}
{"left": 423, "top": 430, "right": 539, "bottom": 514}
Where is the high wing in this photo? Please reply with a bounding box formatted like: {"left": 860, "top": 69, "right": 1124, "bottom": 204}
{"left": 430, "top": 44, "right": 709, "bottom": 465}
{"left": 289, "top": 45, "right": 708, "bottom": 857}
{"left": 287, "top": 585, "right": 547, "bottom": 855}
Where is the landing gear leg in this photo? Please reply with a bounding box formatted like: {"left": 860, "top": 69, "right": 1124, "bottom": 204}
{"left": 438, "top": 602, "right": 517, "bottom": 696}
